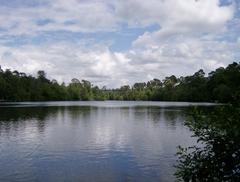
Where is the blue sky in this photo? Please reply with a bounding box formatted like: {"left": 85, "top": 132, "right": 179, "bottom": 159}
{"left": 0, "top": 0, "right": 239, "bottom": 87}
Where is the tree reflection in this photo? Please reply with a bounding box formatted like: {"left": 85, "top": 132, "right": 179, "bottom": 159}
{"left": 0, "top": 107, "right": 59, "bottom": 134}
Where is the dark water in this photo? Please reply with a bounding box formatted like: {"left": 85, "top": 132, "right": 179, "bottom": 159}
{"left": 0, "top": 101, "right": 215, "bottom": 182}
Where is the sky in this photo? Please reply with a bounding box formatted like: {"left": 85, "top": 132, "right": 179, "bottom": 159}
{"left": 0, "top": 0, "right": 239, "bottom": 88}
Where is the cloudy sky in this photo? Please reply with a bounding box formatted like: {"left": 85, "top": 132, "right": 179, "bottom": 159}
{"left": 0, "top": 0, "right": 239, "bottom": 87}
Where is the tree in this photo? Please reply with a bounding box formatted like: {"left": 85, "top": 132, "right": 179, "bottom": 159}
{"left": 0, "top": 62, "right": 239, "bottom": 102}
{"left": 37, "top": 70, "right": 49, "bottom": 83}
{"left": 175, "top": 105, "right": 240, "bottom": 181}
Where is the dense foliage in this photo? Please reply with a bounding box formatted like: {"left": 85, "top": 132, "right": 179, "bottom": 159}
{"left": 0, "top": 62, "right": 239, "bottom": 102}
{"left": 175, "top": 67, "right": 240, "bottom": 181}
{"left": 175, "top": 105, "right": 240, "bottom": 181}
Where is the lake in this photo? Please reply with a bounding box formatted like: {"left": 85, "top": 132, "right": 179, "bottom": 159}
{"left": 0, "top": 101, "right": 216, "bottom": 182}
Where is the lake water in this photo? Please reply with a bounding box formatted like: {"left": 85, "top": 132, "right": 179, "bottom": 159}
{"left": 0, "top": 101, "right": 215, "bottom": 182}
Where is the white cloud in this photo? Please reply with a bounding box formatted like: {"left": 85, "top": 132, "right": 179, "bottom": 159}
{"left": 0, "top": 36, "right": 238, "bottom": 88}
{"left": 0, "top": 0, "right": 235, "bottom": 35}
{"left": 0, "top": 0, "right": 118, "bottom": 35}
{"left": 0, "top": 0, "right": 239, "bottom": 87}
{"left": 116, "top": 0, "right": 234, "bottom": 32}
{"left": 0, "top": 42, "right": 135, "bottom": 87}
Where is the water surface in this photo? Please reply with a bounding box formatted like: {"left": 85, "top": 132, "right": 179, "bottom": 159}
{"left": 0, "top": 101, "right": 214, "bottom": 182}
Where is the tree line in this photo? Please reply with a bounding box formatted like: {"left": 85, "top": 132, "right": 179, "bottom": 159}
{"left": 175, "top": 69, "right": 240, "bottom": 181}
{"left": 0, "top": 62, "right": 239, "bottom": 102}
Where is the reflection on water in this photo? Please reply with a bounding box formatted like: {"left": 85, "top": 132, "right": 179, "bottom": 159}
{"left": 0, "top": 102, "right": 201, "bottom": 182}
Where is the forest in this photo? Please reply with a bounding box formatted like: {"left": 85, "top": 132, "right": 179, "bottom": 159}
{"left": 0, "top": 62, "right": 239, "bottom": 103}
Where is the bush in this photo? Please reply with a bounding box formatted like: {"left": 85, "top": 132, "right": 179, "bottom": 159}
{"left": 175, "top": 106, "right": 240, "bottom": 181}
